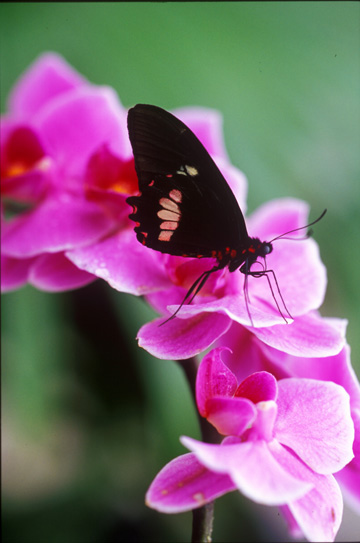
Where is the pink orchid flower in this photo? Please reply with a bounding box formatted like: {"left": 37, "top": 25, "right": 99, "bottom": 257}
{"left": 1, "top": 52, "right": 134, "bottom": 292}
{"left": 125, "top": 198, "right": 344, "bottom": 361}
{"left": 215, "top": 318, "right": 360, "bottom": 519}
{"left": 146, "top": 347, "right": 355, "bottom": 542}
{"left": 67, "top": 100, "right": 343, "bottom": 363}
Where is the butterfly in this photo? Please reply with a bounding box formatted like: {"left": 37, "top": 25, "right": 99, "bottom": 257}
{"left": 126, "top": 104, "right": 326, "bottom": 326}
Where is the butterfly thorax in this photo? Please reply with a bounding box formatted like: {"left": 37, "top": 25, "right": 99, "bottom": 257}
{"left": 226, "top": 238, "right": 273, "bottom": 273}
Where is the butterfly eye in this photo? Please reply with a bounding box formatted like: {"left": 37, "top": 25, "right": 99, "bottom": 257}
{"left": 263, "top": 243, "right": 272, "bottom": 255}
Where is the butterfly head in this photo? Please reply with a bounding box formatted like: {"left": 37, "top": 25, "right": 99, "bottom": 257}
{"left": 228, "top": 238, "right": 272, "bottom": 274}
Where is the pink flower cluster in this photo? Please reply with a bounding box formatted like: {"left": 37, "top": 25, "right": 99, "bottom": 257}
{"left": 1, "top": 54, "right": 359, "bottom": 541}
{"left": 1, "top": 52, "right": 135, "bottom": 291}
{"left": 147, "top": 346, "right": 357, "bottom": 541}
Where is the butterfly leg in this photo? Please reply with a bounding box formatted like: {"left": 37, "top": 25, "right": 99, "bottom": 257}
{"left": 243, "top": 271, "right": 253, "bottom": 327}
{"left": 241, "top": 260, "right": 255, "bottom": 327}
{"left": 159, "top": 266, "right": 222, "bottom": 326}
{"left": 246, "top": 268, "right": 293, "bottom": 324}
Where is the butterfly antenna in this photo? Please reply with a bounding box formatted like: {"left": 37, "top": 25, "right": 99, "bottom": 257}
{"left": 270, "top": 209, "right": 327, "bottom": 243}
{"left": 159, "top": 266, "right": 221, "bottom": 326}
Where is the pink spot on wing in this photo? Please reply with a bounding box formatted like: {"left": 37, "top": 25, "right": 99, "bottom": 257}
{"left": 160, "top": 221, "right": 178, "bottom": 231}
{"left": 158, "top": 230, "right": 174, "bottom": 241}
{"left": 169, "top": 189, "right": 182, "bottom": 203}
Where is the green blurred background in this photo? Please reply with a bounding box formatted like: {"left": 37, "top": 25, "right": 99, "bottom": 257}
{"left": 1, "top": 2, "right": 359, "bottom": 542}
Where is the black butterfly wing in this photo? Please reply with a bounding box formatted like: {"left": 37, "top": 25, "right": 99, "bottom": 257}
{"left": 126, "top": 104, "right": 248, "bottom": 258}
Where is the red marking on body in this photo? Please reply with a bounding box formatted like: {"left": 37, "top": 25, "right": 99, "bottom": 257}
{"left": 149, "top": 179, "right": 155, "bottom": 186}
{"left": 230, "top": 249, "right": 237, "bottom": 258}
{"left": 166, "top": 174, "right": 173, "bottom": 178}
{"left": 248, "top": 246, "right": 255, "bottom": 253}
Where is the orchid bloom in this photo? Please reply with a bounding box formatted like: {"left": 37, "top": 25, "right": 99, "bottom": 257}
{"left": 1, "top": 52, "right": 135, "bottom": 292}
{"left": 146, "top": 347, "right": 355, "bottom": 542}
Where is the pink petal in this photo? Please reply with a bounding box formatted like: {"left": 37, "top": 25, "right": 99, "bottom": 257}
{"left": 215, "top": 323, "right": 269, "bottom": 382}
{"left": 1, "top": 168, "right": 49, "bottom": 204}
{"left": 67, "top": 228, "right": 171, "bottom": 295}
{"left": 146, "top": 453, "right": 236, "bottom": 513}
{"left": 181, "top": 437, "right": 312, "bottom": 505}
{"left": 29, "top": 252, "right": 96, "bottom": 291}
{"left": 248, "top": 198, "right": 311, "bottom": 241}
{"left": 36, "top": 87, "right": 130, "bottom": 178}
{"left": 334, "top": 408, "right": 360, "bottom": 513}
{"left": 245, "top": 199, "right": 327, "bottom": 317}
{"left": 260, "top": 325, "right": 360, "bottom": 410}
{"left": 1, "top": 125, "right": 49, "bottom": 202}
{"left": 206, "top": 396, "right": 256, "bottom": 436}
{"left": 196, "top": 347, "right": 238, "bottom": 416}
{"left": 9, "top": 52, "right": 87, "bottom": 117}
{"left": 275, "top": 378, "right": 354, "bottom": 474}
{"left": 137, "top": 312, "right": 232, "bottom": 360}
{"left": 252, "top": 312, "right": 345, "bottom": 357}
{"left": 1, "top": 254, "right": 35, "bottom": 292}
{"left": 167, "top": 293, "right": 288, "bottom": 328}
{"left": 2, "top": 193, "right": 115, "bottom": 257}
{"left": 245, "top": 236, "right": 327, "bottom": 318}
{"left": 235, "top": 371, "right": 278, "bottom": 403}
{"left": 288, "top": 475, "right": 343, "bottom": 542}
{"left": 270, "top": 440, "right": 343, "bottom": 541}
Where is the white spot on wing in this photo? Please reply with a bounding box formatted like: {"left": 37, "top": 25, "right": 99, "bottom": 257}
{"left": 185, "top": 165, "right": 198, "bottom": 176}
{"left": 176, "top": 164, "right": 198, "bottom": 177}
{"left": 158, "top": 209, "right": 179, "bottom": 221}
{"left": 159, "top": 197, "right": 180, "bottom": 213}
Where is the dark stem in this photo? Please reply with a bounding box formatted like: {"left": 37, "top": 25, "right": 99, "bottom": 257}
{"left": 191, "top": 502, "right": 215, "bottom": 543}
{"left": 178, "top": 357, "right": 219, "bottom": 543}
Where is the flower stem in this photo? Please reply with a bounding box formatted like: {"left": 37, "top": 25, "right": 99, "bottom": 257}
{"left": 191, "top": 501, "right": 215, "bottom": 543}
{"left": 178, "top": 357, "right": 218, "bottom": 543}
